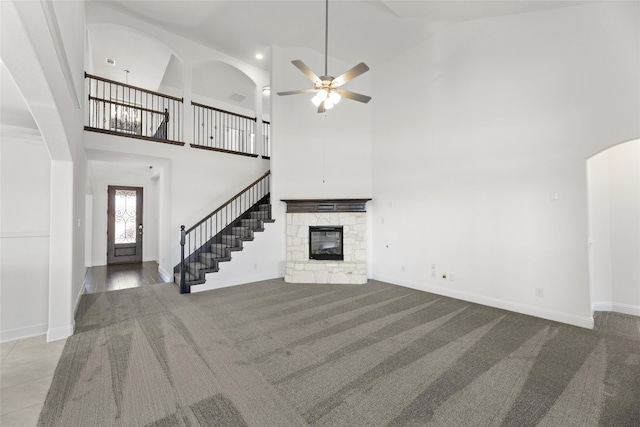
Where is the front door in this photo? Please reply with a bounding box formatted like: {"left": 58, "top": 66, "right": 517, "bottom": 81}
{"left": 107, "top": 186, "right": 143, "bottom": 264}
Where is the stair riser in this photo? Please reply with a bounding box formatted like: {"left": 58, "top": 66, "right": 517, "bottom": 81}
{"left": 221, "top": 236, "right": 239, "bottom": 246}
{"left": 231, "top": 227, "right": 253, "bottom": 237}
{"left": 240, "top": 219, "right": 263, "bottom": 229}
{"left": 249, "top": 212, "right": 270, "bottom": 220}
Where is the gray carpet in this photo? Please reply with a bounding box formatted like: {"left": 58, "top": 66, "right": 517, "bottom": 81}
{"left": 39, "top": 279, "right": 640, "bottom": 426}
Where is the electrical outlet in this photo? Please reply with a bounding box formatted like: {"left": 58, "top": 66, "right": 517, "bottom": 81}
{"left": 431, "top": 264, "right": 436, "bottom": 278}
{"left": 401, "top": 265, "right": 406, "bottom": 273}
{"left": 535, "top": 287, "right": 544, "bottom": 297}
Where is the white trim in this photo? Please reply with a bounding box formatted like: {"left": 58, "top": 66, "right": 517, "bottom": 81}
{"left": 611, "top": 303, "right": 640, "bottom": 316}
{"left": 46, "top": 323, "right": 74, "bottom": 342}
{"left": 0, "top": 231, "right": 50, "bottom": 239}
{"left": 40, "top": 0, "right": 81, "bottom": 109}
{"left": 374, "top": 275, "right": 595, "bottom": 329}
{"left": 593, "top": 301, "right": 640, "bottom": 317}
{"left": 158, "top": 264, "right": 172, "bottom": 283}
{"left": 592, "top": 301, "right": 613, "bottom": 313}
{"left": 0, "top": 125, "right": 42, "bottom": 142}
{"left": 74, "top": 273, "right": 86, "bottom": 317}
{"left": 0, "top": 324, "right": 48, "bottom": 343}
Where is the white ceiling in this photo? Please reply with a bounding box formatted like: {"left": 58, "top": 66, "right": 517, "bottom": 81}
{"left": 2, "top": 1, "right": 594, "bottom": 130}
{"left": 92, "top": 0, "right": 593, "bottom": 69}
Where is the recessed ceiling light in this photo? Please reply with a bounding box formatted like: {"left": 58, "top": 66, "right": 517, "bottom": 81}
{"left": 106, "top": 58, "right": 116, "bottom": 66}
{"left": 255, "top": 53, "right": 263, "bottom": 60}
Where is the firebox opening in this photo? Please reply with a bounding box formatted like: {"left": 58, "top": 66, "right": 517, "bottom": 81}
{"left": 309, "top": 226, "right": 344, "bottom": 261}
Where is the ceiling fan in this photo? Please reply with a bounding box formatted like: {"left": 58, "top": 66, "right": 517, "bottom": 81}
{"left": 277, "top": 0, "right": 372, "bottom": 113}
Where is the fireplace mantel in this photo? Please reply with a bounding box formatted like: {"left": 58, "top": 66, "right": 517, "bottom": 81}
{"left": 281, "top": 199, "right": 371, "bottom": 213}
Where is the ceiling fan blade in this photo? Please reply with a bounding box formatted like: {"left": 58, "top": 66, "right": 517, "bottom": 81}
{"left": 336, "top": 89, "right": 372, "bottom": 104}
{"left": 277, "top": 88, "right": 317, "bottom": 96}
{"left": 332, "top": 62, "right": 370, "bottom": 87}
{"left": 292, "top": 60, "right": 321, "bottom": 83}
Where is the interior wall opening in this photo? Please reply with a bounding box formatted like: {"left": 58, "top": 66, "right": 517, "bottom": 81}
{"left": 587, "top": 138, "right": 640, "bottom": 317}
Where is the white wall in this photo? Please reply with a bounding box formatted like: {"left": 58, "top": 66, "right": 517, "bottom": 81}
{"left": 587, "top": 152, "right": 612, "bottom": 306}
{"left": 271, "top": 46, "right": 373, "bottom": 200}
{"left": 589, "top": 140, "right": 640, "bottom": 315}
{"left": 371, "top": 2, "right": 640, "bottom": 328}
{"left": 88, "top": 160, "right": 160, "bottom": 266}
{"left": 0, "top": 129, "right": 51, "bottom": 341}
{"left": 2, "top": 0, "right": 88, "bottom": 341}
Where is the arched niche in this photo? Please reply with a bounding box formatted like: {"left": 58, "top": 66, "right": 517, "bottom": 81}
{"left": 191, "top": 60, "right": 257, "bottom": 118}
{"left": 86, "top": 23, "right": 183, "bottom": 96}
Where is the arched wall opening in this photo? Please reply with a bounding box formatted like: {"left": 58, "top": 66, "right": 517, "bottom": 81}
{"left": 587, "top": 138, "right": 640, "bottom": 317}
{"left": 86, "top": 23, "right": 184, "bottom": 97}
{"left": 191, "top": 60, "right": 257, "bottom": 118}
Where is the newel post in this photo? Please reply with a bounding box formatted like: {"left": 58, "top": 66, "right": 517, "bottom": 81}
{"left": 180, "top": 225, "right": 187, "bottom": 294}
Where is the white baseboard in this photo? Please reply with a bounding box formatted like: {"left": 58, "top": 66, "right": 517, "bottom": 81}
{"left": 0, "top": 323, "right": 48, "bottom": 343}
{"left": 592, "top": 301, "right": 613, "bottom": 313}
{"left": 611, "top": 303, "right": 640, "bottom": 316}
{"left": 374, "top": 275, "right": 594, "bottom": 329}
{"left": 74, "top": 279, "right": 86, "bottom": 318}
{"left": 47, "top": 323, "right": 74, "bottom": 342}
{"left": 158, "top": 265, "right": 172, "bottom": 283}
{"left": 593, "top": 301, "right": 640, "bottom": 317}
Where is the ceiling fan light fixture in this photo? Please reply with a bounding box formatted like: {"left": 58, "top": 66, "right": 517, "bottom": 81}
{"left": 328, "top": 91, "right": 341, "bottom": 105}
{"left": 311, "top": 89, "right": 328, "bottom": 106}
{"left": 324, "top": 99, "right": 335, "bottom": 109}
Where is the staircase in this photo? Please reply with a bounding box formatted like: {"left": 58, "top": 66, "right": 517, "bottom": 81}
{"left": 174, "top": 171, "right": 274, "bottom": 293}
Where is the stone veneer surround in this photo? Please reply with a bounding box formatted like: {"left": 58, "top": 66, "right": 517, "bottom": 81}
{"left": 282, "top": 199, "right": 370, "bottom": 284}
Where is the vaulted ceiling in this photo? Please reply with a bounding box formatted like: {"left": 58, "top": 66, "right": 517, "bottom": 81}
{"left": 94, "top": 0, "right": 592, "bottom": 70}
{"left": 3, "top": 1, "right": 594, "bottom": 130}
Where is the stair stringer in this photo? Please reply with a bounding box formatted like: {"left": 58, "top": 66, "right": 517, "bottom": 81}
{"left": 189, "top": 220, "right": 282, "bottom": 293}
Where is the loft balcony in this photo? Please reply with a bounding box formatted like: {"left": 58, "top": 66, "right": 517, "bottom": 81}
{"left": 84, "top": 73, "right": 271, "bottom": 158}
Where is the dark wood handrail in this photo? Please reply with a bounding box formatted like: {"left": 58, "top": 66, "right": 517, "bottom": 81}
{"left": 85, "top": 72, "right": 184, "bottom": 102}
{"left": 185, "top": 170, "right": 270, "bottom": 234}
{"left": 88, "top": 95, "right": 167, "bottom": 116}
{"left": 191, "top": 101, "right": 257, "bottom": 122}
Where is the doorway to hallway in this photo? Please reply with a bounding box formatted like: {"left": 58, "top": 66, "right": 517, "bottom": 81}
{"left": 84, "top": 261, "right": 167, "bottom": 294}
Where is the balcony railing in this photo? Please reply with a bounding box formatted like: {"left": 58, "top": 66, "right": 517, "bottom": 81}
{"left": 192, "top": 101, "right": 258, "bottom": 157}
{"left": 85, "top": 73, "right": 183, "bottom": 144}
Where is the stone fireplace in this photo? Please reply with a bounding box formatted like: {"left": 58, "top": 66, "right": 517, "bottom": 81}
{"left": 282, "top": 199, "right": 370, "bottom": 284}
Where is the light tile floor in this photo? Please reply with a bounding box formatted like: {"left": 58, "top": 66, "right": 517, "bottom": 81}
{"left": 0, "top": 335, "right": 66, "bottom": 427}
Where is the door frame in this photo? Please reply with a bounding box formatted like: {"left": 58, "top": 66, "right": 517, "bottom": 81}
{"left": 107, "top": 185, "right": 143, "bottom": 265}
